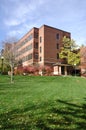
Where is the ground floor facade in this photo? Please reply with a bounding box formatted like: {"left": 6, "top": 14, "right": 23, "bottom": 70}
{"left": 53, "top": 63, "right": 72, "bottom": 76}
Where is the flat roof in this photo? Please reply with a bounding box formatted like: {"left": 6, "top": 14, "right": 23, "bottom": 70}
{"left": 40, "top": 24, "right": 71, "bottom": 34}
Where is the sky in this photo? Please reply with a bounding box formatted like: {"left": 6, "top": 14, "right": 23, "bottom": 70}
{"left": 0, "top": 0, "right": 86, "bottom": 50}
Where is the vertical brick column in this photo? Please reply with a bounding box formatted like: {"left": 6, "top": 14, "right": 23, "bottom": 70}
{"left": 59, "top": 66, "right": 61, "bottom": 75}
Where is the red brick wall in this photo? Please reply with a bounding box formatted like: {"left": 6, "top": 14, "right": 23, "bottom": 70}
{"left": 80, "top": 47, "right": 86, "bottom": 73}
{"left": 40, "top": 25, "right": 70, "bottom": 66}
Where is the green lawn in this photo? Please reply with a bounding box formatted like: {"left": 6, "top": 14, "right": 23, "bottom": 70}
{"left": 0, "top": 75, "right": 86, "bottom": 130}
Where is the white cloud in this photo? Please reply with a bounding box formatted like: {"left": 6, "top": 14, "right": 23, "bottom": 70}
{"left": 4, "top": 19, "right": 21, "bottom": 26}
{"left": 3, "top": 0, "right": 45, "bottom": 27}
{"left": 7, "top": 30, "right": 20, "bottom": 36}
{"left": 6, "top": 22, "right": 36, "bottom": 38}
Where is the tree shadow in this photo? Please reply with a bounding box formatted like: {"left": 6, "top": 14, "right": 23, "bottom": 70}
{"left": 0, "top": 98, "right": 86, "bottom": 130}
{"left": 50, "top": 99, "right": 86, "bottom": 130}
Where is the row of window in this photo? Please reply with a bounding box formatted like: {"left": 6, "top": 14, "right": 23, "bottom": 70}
{"left": 16, "top": 34, "right": 33, "bottom": 50}
{"left": 22, "top": 53, "right": 33, "bottom": 62}
{"left": 16, "top": 33, "right": 61, "bottom": 51}
{"left": 17, "top": 42, "right": 39, "bottom": 57}
{"left": 16, "top": 33, "right": 69, "bottom": 51}
{"left": 16, "top": 42, "right": 59, "bottom": 58}
{"left": 21, "top": 52, "right": 59, "bottom": 63}
{"left": 22, "top": 53, "right": 39, "bottom": 62}
{"left": 22, "top": 52, "right": 39, "bottom": 62}
{"left": 16, "top": 43, "right": 32, "bottom": 57}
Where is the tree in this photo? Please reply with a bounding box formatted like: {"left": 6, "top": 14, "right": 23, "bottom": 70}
{"left": 59, "top": 36, "right": 80, "bottom": 66}
{"left": 1, "top": 38, "right": 17, "bottom": 83}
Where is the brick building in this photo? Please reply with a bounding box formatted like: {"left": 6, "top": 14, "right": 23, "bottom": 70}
{"left": 15, "top": 25, "right": 71, "bottom": 71}
{"left": 80, "top": 47, "right": 86, "bottom": 75}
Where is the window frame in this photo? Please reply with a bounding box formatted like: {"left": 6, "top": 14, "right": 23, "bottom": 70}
{"left": 57, "top": 43, "right": 59, "bottom": 49}
{"left": 56, "top": 33, "right": 59, "bottom": 39}
{"left": 40, "top": 46, "right": 42, "bottom": 53}
{"left": 40, "top": 56, "right": 42, "bottom": 61}
{"left": 40, "top": 36, "right": 42, "bottom": 43}
{"left": 57, "top": 53, "right": 59, "bottom": 59}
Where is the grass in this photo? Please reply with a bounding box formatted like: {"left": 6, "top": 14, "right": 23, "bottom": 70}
{"left": 0, "top": 75, "right": 86, "bottom": 130}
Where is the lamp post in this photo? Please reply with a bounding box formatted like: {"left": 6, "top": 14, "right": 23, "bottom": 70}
{"left": 74, "top": 63, "right": 76, "bottom": 76}
{"left": 1, "top": 56, "right": 4, "bottom": 74}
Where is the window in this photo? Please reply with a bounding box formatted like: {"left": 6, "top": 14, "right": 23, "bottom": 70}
{"left": 40, "top": 46, "right": 42, "bottom": 53}
{"left": 40, "top": 57, "right": 42, "bottom": 61}
{"left": 29, "top": 43, "right": 32, "bottom": 50}
{"left": 26, "top": 55, "right": 28, "bottom": 61}
{"left": 57, "top": 53, "right": 59, "bottom": 59}
{"left": 34, "top": 42, "right": 38, "bottom": 49}
{"left": 28, "top": 53, "right": 32, "bottom": 60}
{"left": 35, "top": 55, "right": 38, "bottom": 59}
{"left": 56, "top": 33, "right": 59, "bottom": 39}
{"left": 57, "top": 43, "right": 59, "bottom": 49}
{"left": 34, "top": 33, "right": 38, "bottom": 38}
{"left": 40, "top": 36, "right": 42, "bottom": 43}
{"left": 65, "top": 36, "right": 70, "bottom": 39}
{"left": 22, "top": 56, "right": 26, "bottom": 62}
{"left": 34, "top": 53, "right": 38, "bottom": 59}
{"left": 18, "top": 34, "right": 33, "bottom": 49}
{"left": 27, "top": 34, "right": 33, "bottom": 41}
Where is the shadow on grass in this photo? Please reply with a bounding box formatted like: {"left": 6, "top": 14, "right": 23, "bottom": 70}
{"left": 0, "top": 99, "right": 86, "bottom": 130}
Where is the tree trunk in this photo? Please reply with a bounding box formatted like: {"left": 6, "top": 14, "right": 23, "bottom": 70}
{"left": 10, "top": 65, "right": 13, "bottom": 83}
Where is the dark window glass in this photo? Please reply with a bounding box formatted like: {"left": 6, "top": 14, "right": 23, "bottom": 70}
{"left": 65, "top": 36, "right": 70, "bottom": 39}
{"left": 40, "top": 36, "right": 42, "bottom": 43}
{"left": 57, "top": 53, "right": 59, "bottom": 59}
{"left": 35, "top": 55, "right": 38, "bottom": 59}
{"left": 57, "top": 43, "right": 59, "bottom": 49}
{"left": 26, "top": 55, "right": 28, "bottom": 61}
{"left": 18, "top": 43, "right": 32, "bottom": 56}
{"left": 56, "top": 33, "right": 59, "bottom": 39}
{"left": 34, "top": 33, "right": 38, "bottom": 38}
{"left": 34, "top": 53, "right": 38, "bottom": 59}
{"left": 40, "top": 47, "right": 42, "bottom": 53}
{"left": 34, "top": 42, "right": 38, "bottom": 49}
{"left": 27, "top": 34, "right": 33, "bottom": 41}
{"left": 23, "top": 57, "right": 26, "bottom": 62}
{"left": 28, "top": 53, "right": 32, "bottom": 60}
{"left": 40, "top": 57, "right": 42, "bottom": 61}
